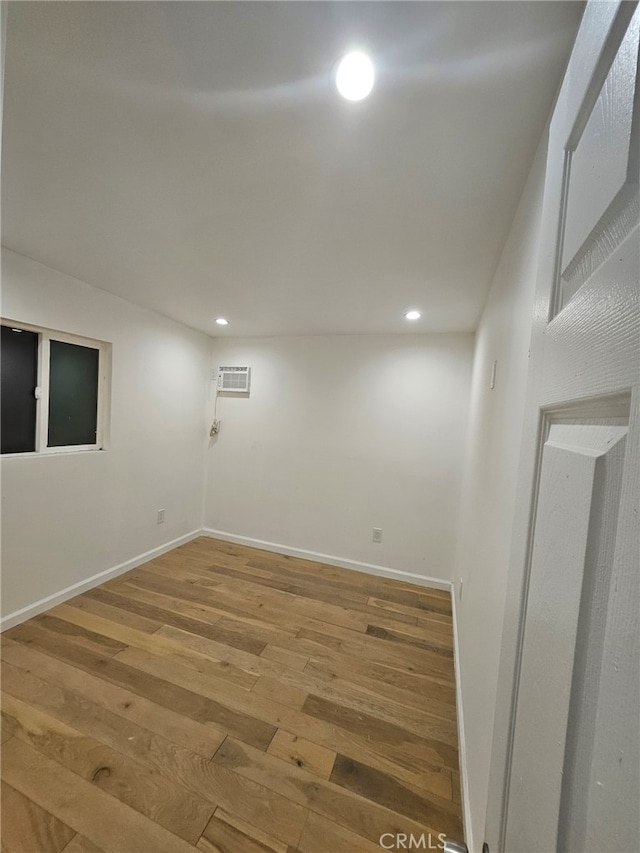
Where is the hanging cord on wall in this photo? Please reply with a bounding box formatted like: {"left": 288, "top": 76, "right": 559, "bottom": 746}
{"left": 210, "top": 388, "right": 221, "bottom": 435}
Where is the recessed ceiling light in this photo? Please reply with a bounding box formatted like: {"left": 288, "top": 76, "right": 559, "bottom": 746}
{"left": 335, "top": 51, "right": 375, "bottom": 101}
{"left": 405, "top": 310, "right": 421, "bottom": 320}
{"left": 215, "top": 318, "right": 229, "bottom": 326}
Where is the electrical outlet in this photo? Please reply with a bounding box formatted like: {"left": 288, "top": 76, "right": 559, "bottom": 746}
{"left": 210, "top": 419, "right": 221, "bottom": 436}
{"left": 459, "top": 578, "right": 464, "bottom": 600}
{"left": 157, "top": 509, "right": 165, "bottom": 525}
{"left": 372, "top": 527, "right": 383, "bottom": 543}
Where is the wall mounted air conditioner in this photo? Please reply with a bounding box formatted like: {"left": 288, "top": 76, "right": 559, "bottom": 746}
{"left": 217, "top": 366, "right": 251, "bottom": 393}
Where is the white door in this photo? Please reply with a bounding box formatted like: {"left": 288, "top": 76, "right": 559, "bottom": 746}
{"left": 485, "top": 3, "right": 640, "bottom": 852}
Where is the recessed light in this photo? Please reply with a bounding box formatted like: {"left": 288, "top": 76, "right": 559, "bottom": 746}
{"left": 215, "top": 318, "right": 229, "bottom": 326}
{"left": 405, "top": 310, "right": 421, "bottom": 321}
{"left": 335, "top": 51, "right": 375, "bottom": 101}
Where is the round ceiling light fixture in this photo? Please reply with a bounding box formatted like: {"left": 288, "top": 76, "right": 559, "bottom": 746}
{"left": 405, "top": 310, "right": 421, "bottom": 321}
{"left": 215, "top": 318, "right": 229, "bottom": 326}
{"left": 335, "top": 51, "right": 375, "bottom": 101}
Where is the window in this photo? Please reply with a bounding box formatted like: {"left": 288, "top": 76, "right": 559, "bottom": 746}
{"left": 1, "top": 326, "right": 38, "bottom": 453}
{"left": 1, "top": 322, "right": 110, "bottom": 455}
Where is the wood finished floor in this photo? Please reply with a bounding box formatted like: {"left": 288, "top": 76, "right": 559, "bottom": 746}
{"left": 1, "top": 537, "right": 463, "bottom": 853}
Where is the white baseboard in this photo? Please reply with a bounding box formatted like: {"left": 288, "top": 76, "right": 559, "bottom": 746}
{"left": 201, "top": 527, "right": 451, "bottom": 591}
{"left": 0, "top": 529, "right": 202, "bottom": 631}
{"left": 1, "top": 526, "right": 451, "bottom": 629}
{"left": 451, "top": 587, "right": 474, "bottom": 852}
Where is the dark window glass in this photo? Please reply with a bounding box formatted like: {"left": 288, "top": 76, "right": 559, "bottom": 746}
{"left": 1, "top": 326, "right": 38, "bottom": 454}
{"left": 48, "top": 340, "right": 99, "bottom": 447}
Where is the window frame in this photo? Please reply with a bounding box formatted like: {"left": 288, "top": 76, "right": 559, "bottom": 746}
{"left": 1, "top": 319, "right": 111, "bottom": 456}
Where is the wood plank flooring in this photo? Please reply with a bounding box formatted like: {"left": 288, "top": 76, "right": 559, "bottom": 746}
{"left": 1, "top": 537, "right": 463, "bottom": 852}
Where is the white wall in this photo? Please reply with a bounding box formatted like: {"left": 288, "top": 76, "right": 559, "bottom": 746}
{"left": 453, "top": 140, "right": 547, "bottom": 850}
{"left": 204, "top": 334, "right": 473, "bottom": 582}
{"left": 0, "top": 249, "right": 211, "bottom": 621}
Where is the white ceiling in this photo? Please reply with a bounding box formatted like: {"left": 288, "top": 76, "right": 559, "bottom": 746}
{"left": 2, "top": 2, "right": 583, "bottom": 337}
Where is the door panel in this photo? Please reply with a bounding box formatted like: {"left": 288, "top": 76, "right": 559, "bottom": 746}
{"left": 507, "top": 424, "right": 628, "bottom": 853}
{"left": 486, "top": 3, "right": 640, "bottom": 851}
{"left": 544, "top": 225, "right": 639, "bottom": 404}
{"left": 560, "top": 8, "right": 639, "bottom": 301}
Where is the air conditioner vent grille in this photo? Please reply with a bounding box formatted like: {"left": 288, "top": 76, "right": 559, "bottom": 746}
{"left": 217, "top": 366, "right": 251, "bottom": 393}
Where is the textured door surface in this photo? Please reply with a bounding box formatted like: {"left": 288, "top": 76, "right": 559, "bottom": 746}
{"left": 486, "top": 3, "right": 640, "bottom": 851}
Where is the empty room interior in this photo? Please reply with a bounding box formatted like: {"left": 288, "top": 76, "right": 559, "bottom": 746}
{"left": 1, "top": 2, "right": 639, "bottom": 853}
